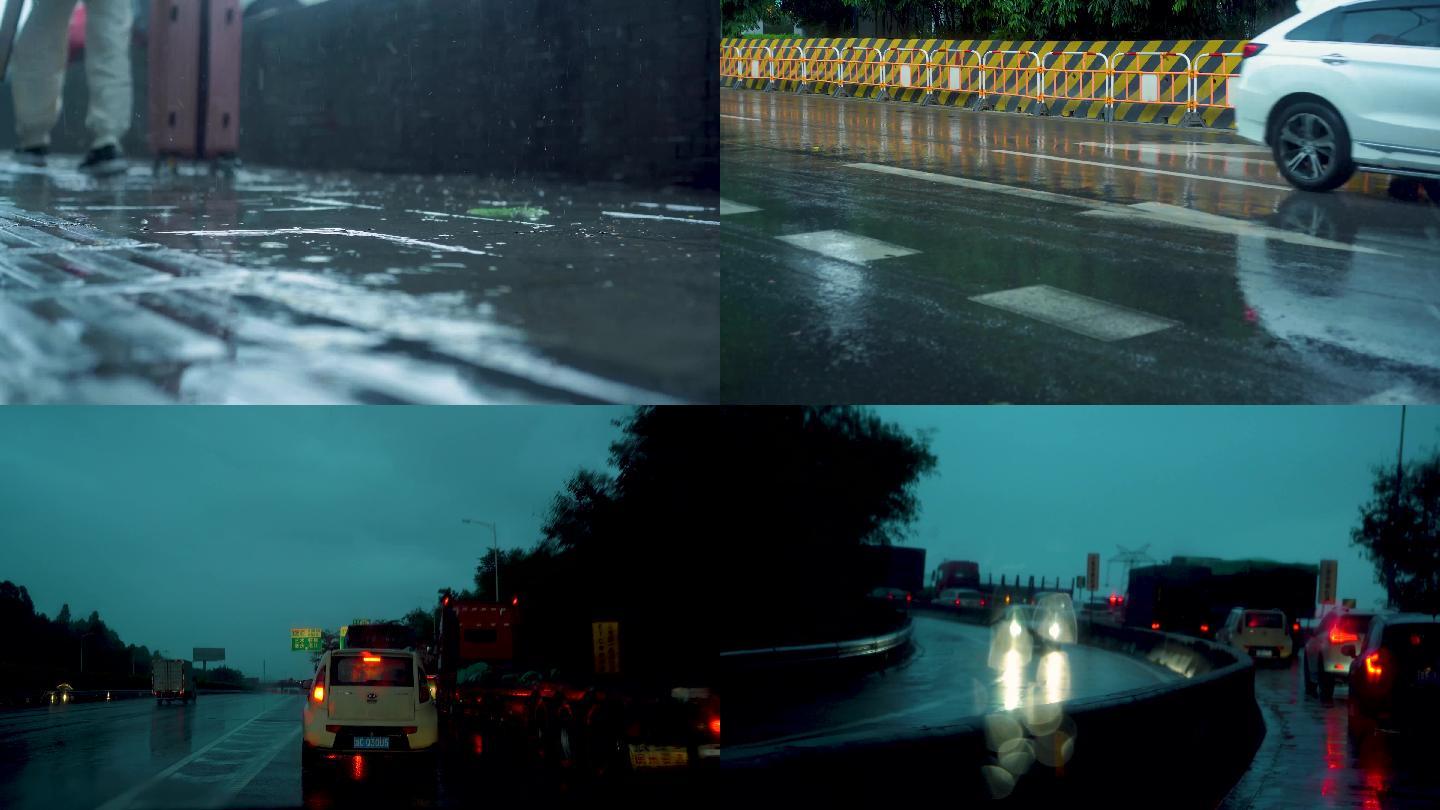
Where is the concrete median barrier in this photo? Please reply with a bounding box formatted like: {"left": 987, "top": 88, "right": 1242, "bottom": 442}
{"left": 722, "top": 36, "right": 1246, "bottom": 129}
{"left": 724, "top": 606, "right": 1264, "bottom": 808}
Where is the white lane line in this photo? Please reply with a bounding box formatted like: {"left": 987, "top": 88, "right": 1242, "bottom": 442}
{"left": 287, "top": 196, "right": 384, "bottom": 210}
{"left": 54, "top": 205, "right": 179, "bottom": 211}
{"left": 1080, "top": 202, "right": 1390, "bottom": 255}
{"left": 601, "top": 211, "right": 719, "bottom": 225}
{"left": 205, "top": 725, "right": 302, "bottom": 809}
{"left": 848, "top": 162, "right": 1382, "bottom": 255}
{"left": 720, "top": 198, "right": 762, "bottom": 216}
{"left": 845, "top": 162, "right": 1107, "bottom": 209}
{"left": 403, "top": 209, "right": 554, "bottom": 229}
{"left": 1076, "top": 142, "right": 1271, "bottom": 156}
{"left": 264, "top": 206, "right": 337, "bottom": 212}
{"left": 96, "top": 699, "right": 285, "bottom": 810}
{"left": 722, "top": 114, "right": 761, "bottom": 121}
{"left": 158, "top": 227, "right": 501, "bottom": 257}
{"left": 970, "top": 284, "right": 1178, "bottom": 342}
{"left": 991, "top": 149, "right": 1292, "bottom": 191}
{"left": 776, "top": 229, "right": 919, "bottom": 264}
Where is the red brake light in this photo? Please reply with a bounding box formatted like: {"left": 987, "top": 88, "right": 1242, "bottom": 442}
{"left": 708, "top": 716, "right": 721, "bottom": 736}
{"left": 403, "top": 726, "right": 418, "bottom": 734}
{"left": 362, "top": 655, "right": 382, "bottom": 663}
{"left": 1151, "top": 622, "right": 1161, "bottom": 631}
{"left": 1329, "top": 629, "right": 1358, "bottom": 645}
{"left": 1364, "top": 652, "right": 1383, "bottom": 679}
{"left": 1241, "top": 43, "right": 1266, "bottom": 59}
{"left": 511, "top": 596, "right": 519, "bottom": 606}
{"left": 906, "top": 593, "right": 912, "bottom": 603}
{"left": 1293, "top": 622, "right": 1300, "bottom": 633}
{"left": 954, "top": 599, "right": 960, "bottom": 605}
{"left": 980, "top": 599, "right": 986, "bottom": 607}
{"left": 1200, "top": 624, "right": 1210, "bottom": 633}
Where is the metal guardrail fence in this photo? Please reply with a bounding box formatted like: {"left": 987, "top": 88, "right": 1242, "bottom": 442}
{"left": 721, "top": 42, "right": 1237, "bottom": 127}
{"left": 721, "top": 619, "right": 914, "bottom": 666}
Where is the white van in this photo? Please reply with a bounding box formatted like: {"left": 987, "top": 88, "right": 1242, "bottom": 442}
{"left": 1218, "top": 608, "right": 1294, "bottom": 661}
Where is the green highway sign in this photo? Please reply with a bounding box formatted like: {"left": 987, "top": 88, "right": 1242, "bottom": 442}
{"left": 291, "top": 628, "right": 323, "bottom": 652}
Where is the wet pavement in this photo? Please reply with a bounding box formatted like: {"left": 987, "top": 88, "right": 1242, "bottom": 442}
{"left": 0, "top": 692, "right": 703, "bottom": 809}
{"left": 0, "top": 158, "right": 718, "bottom": 403}
{"left": 1221, "top": 658, "right": 1440, "bottom": 810}
{"left": 721, "top": 89, "right": 1440, "bottom": 404}
{"left": 727, "top": 613, "right": 1177, "bottom": 754}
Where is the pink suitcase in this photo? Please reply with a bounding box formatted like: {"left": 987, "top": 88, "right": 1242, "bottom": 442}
{"left": 147, "top": 0, "right": 241, "bottom": 160}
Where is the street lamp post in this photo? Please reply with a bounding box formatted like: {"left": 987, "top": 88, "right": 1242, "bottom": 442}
{"left": 462, "top": 518, "right": 500, "bottom": 601}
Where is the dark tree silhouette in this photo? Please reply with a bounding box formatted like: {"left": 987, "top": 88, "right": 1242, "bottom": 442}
{"left": 1352, "top": 447, "right": 1440, "bottom": 614}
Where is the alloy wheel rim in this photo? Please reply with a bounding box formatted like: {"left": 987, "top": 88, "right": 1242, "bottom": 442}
{"left": 1278, "top": 113, "right": 1335, "bottom": 182}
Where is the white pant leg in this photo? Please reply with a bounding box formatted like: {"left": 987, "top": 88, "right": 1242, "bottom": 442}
{"left": 82, "top": 0, "right": 134, "bottom": 149}
{"left": 10, "top": 0, "right": 82, "bottom": 149}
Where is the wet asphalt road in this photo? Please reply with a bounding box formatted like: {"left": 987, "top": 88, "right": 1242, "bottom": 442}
{"left": 726, "top": 613, "right": 1176, "bottom": 756}
{"left": 1222, "top": 658, "right": 1440, "bottom": 810}
{"left": 0, "top": 692, "right": 701, "bottom": 809}
{"left": 0, "top": 158, "right": 718, "bottom": 404}
{"left": 721, "top": 90, "right": 1440, "bottom": 404}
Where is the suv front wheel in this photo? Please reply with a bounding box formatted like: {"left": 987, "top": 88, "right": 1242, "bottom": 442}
{"left": 1271, "top": 101, "right": 1355, "bottom": 192}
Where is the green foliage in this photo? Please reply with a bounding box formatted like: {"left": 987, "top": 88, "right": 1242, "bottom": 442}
{"left": 0, "top": 582, "right": 158, "bottom": 703}
{"left": 728, "top": 0, "right": 1292, "bottom": 38}
{"left": 1352, "top": 447, "right": 1440, "bottom": 614}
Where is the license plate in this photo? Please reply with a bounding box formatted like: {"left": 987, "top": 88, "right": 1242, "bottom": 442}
{"left": 628, "top": 744, "right": 688, "bottom": 769}
{"left": 353, "top": 736, "right": 390, "bottom": 749}
{"left": 1253, "top": 649, "right": 1273, "bottom": 658}
{"left": 1416, "top": 671, "right": 1440, "bottom": 686}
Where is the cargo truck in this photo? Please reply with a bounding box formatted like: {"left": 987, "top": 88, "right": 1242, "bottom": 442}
{"left": 152, "top": 659, "right": 196, "bottom": 705}
{"left": 1125, "top": 557, "right": 1318, "bottom": 642}
{"left": 432, "top": 592, "right": 719, "bottom": 781}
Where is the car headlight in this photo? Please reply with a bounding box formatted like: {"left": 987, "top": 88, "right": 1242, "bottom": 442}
{"left": 1009, "top": 621, "right": 1022, "bottom": 638}
{"left": 1048, "top": 622, "right": 1061, "bottom": 640}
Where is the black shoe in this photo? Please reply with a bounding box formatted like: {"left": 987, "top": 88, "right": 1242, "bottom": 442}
{"left": 13, "top": 145, "right": 47, "bottom": 167}
{"left": 80, "top": 144, "right": 126, "bottom": 176}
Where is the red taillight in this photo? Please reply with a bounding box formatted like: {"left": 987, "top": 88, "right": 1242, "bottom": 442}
{"left": 362, "top": 655, "right": 381, "bottom": 663}
{"left": 1200, "top": 624, "right": 1210, "bottom": 634}
{"left": 980, "top": 599, "right": 987, "bottom": 607}
{"left": 1365, "top": 652, "right": 1383, "bottom": 679}
{"left": 473, "top": 734, "right": 484, "bottom": 755}
{"left": 1151, "top": 622, "right": 1162, "bottom": 631}
{"left": 1330, "top": 629, "right": 1358, "bottom": 645}
{"left": 511, "top": 596, "right": 519, "bottom": 606}
{"left": 954, "top": 599, "right": 960, "bottom": 606}
{"left": 906, "top": 593, "right": 912, "bottom": 603}
{"left": 403, "top": 726, "right": 418, "bottom": 734}
{"left": 708, "top": 716, "right": 721, "bottom": 736}
{"left": 1241, "top": 43, "right": 1266, "bottom": 59}
{"left": 1293, "top": 622, "right": 1301, "bottom": 633}
{"left": 887, "top": 594, "right": 893, "bottom": 600}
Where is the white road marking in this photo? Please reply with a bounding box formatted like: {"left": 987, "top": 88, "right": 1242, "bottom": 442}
{"left": 287, "top": 196, "right": 384, "bottom": 210}
{"left": 601, "top": 211, "right": 719, "bottom": 225}
{"left": 263, "top": 206, "right": 338, "bottom": 212}
{"left": 204, "top": 725, "right": 302, "bottom": 809}
{"left": 990, "top": 149, "right": 1292, "bottom": 191}
{"left": 96, "top": 699, "right": 285, "bottom": 810}
{"left": 720, "top": 198, "right": 762, "bottom": 215}
{"left": 845, "top": 162, "right": 1106, "bottom": 209}
{"left": 722, "top": 114, "right": 762, "bottom": 121}
{"left": 158, "top": 227, "right": 501, "bottom": 257}
{"left": 54, "top": 205, "right": 179, "bottom": 211}
{"left": 971, "top": 285, "right": 1178, "bottom": 341}
{"left": 776, "top": 229, "right": 919, "bottom": 264}
{"left": 403, "top": 209, "right": 553, "bottom": 229}
{"left": 1080, "top": 202, "right": 1390, "bottom": 255}
{"left": 1076, "top": 142, "right": 1271, "bottom": 155}
{"left": 848, "top": 162, "right": 1382, "bottom": 255}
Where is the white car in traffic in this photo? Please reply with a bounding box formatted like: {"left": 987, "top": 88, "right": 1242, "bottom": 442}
{"left": 1231, "top": 0, "right": 1440, "bottom": 191}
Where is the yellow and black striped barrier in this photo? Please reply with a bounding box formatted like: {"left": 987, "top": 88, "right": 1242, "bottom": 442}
{"left": 720, "top": 37, "right": 1247, "bottom": 129}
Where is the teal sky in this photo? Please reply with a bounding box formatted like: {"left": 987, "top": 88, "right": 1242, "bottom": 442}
{"left": 0, "top": 407, "right": 626, "bottom": 680}
{"left": 876, "top": 406, "right": 1440, "bottom": 613}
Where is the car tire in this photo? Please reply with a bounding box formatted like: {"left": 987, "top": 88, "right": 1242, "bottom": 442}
{"left": 1302, "top": 653, "right": 1316, "bottom": 696}
{"left": 1319, "top": 672, "right": 1335, "bottom": 700}
{"left": 1270, "top": 101, "right": 1355, "bottom": 192}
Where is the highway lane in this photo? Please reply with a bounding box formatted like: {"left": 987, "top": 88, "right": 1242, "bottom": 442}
{"left": 0, "top": 692, "right": 698, "bottom": 808}
{"left": 1222, "top": 658, "right": 1440, "bottom": 810}
{"left": 721, "top": 89, "right": 1440, "bottom": 404}
{"left": 727, "top": 613, "right": 1178, "bottom": 755}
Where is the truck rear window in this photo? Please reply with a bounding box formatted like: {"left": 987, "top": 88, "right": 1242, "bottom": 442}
{"left": 332, "top": 655, "right": 414, "bottom": 686}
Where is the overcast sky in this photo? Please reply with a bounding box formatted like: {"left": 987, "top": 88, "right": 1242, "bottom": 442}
{"left": 876, "top": 406, "right": 1440, "bottom": 613}
{"left": 0, "top": 407, "right": 626, "bottom": 680}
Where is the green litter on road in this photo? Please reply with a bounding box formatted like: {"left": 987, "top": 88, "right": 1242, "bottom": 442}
{"left": 467, "top": 206, "right": 550, "bottom": 221}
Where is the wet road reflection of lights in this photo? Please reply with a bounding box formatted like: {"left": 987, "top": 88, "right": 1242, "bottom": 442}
{"left": 1039, "top": 651, "right": 1071, "bottom": 706}
{"left": 1000, "top": 649, "right": 1026, "bottom": 711}
{"left": 350, "top": 754, "right": 364, "bottom": 781}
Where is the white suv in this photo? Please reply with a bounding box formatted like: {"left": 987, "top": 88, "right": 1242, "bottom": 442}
{"left": 1232, "top": 0, "right": 1440, "bottom": 191}
{"left": 301, "top": 649, "right": 439, "bottom": 766}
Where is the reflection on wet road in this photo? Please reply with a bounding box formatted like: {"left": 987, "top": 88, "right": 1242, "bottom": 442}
{"left": 0, "top": 692, "right": 696, "bottom": 809}
{"left": 0, "top": 160, "right": 718, "bottom": 403}
{"left": 721, "top": 90, "right": 1440, "bottom": 404}
{"left": 727, "top": 614, "right": 1175, "bottom": 754}
{"left": 1222, "top": 660, "right": 1440, "bottom": 809}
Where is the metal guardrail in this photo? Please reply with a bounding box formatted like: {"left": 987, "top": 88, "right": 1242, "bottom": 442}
{"left": 721, "top": 618, "right": 914, "bottom": 665}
